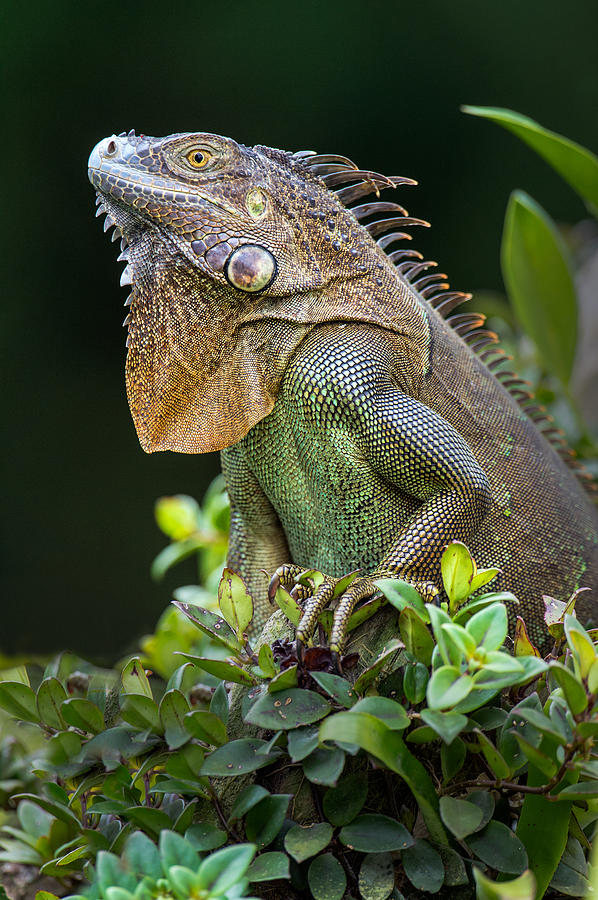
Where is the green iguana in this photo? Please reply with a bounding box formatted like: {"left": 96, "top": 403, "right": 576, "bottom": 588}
{"left": 88, "top": 129, "right": 598, "bottom": 660}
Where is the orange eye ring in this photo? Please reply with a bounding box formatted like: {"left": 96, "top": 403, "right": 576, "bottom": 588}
{"left": 186, "top": 148, "right": 212, "bottom": 169}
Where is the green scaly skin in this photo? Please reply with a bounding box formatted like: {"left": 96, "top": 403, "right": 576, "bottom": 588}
{"left": 88, "top": 130, "right": 598, "bottom": 657}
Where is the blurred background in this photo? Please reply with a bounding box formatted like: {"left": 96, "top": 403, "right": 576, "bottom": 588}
{"left": 2, "top": 0, "right": 597, "bottom": 657}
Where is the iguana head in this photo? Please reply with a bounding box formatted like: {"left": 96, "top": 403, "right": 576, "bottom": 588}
{"left": 88, "top": 130, "right": 427, "bottom": 452}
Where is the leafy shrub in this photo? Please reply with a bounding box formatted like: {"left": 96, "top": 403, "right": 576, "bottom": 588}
{"left": 0, "top": 541, "right": 596, "bottom": 899}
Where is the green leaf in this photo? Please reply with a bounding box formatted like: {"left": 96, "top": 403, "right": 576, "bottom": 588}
{"left": 184, "top": 709, "right": 227, "bottom": 746}
{"left": 200, "top": 738, "right": 281, "bottom": 776}
{"left": 358, "top": 852, "right": 395, "bottom": 900}
{"left": 403, "top": 661, "right": 428, "bottom": 704}
{"left": 122, "top": 806, "right": 171, "bottom": 837}
{"left": 245, "top": 795, "right": 290, "bottom": 849}
{"left": 61, "top": 698, "right": 104, "bottom": 733}
{"left": 172, "top": 601, "right": 242, "bottom": 652}
{"left": 475, "top": 730, "right": 513, "bottom": 780}
{"left": 353, "top": 639, "right": 404, "bottom": 694}
{"left": 229, "top": 785, "right": 270, "bottom": 822}
{"left": 421, "top": 709, "right": 468, "bottom": 745}
{"left": 351, "top": 696, "right": 409, "bottom": 731}
{"left": 268, "top": 663, "right": 298, "bottom": 692}
{"left": 120, "top": 658, "right": 153, "bottom": 698}
{"left": 288, "top": 724, "right": 319, "bottom": 761}
{"left": 441, "top": 541, "right": 475, "bottom": 610}
{"left": 247, "top": 850, "right": 290, "bottom": 882}
{"left": 122, "top": 831, "right": 162, "bottom": 880}
{"left": 319, "top": 712, "right": 448, "bottom": 845}
{"left": 402, "top": 839, "right": 444, "bottom": 893}
{"left": 284, "top": 822, "right": 333, "bottom": 863}
{"left": 218, "top": 568, "right": 253, "bottom": 638}
{"left": 553, "top": 781, "right": 598, "bottom": 802}
{"left": 257, "top": 643, "right": 277, "bottom": 678}
{"left": 473, "top": 867, "right": 536, "bottom": 900}
{"left": 439, "top": 796, "right": 483, "bottom": 840}
{"left": 155, "top": 494, "right": 200, "bottom": 539}
{"left": 273, "top": 584, "right": 302, "bottom": 626}
{"left": 322, "top": 772, "right": 368, "bottom": 826}
{"left": 176, "top": 653, "right": 256, "bottom": 686}
{"left": 245, "top": 688, "right": 330, "bottom": 730}
{"left": 340, "top": 814, "right": 413, "bottom": 853}
{"left": 308, "top": 853, "right": 346, "bottom": 900}
{"left": 310, "top": 672, "right": 357, "bottom": 708}
{"left": 453, "top": 592, "right": 519, "bottom": 626}
{"left": 210, "top": 681, "right": 229, "bottom": 724}
{"left": 426, "top": 667, "right": 473, "bottom": 710}
{"left": 0, "top": 682, "right": 40, "bottom": 722}
{"left": 151, "top": 535, "right": 204, "bottom": 580}
{"left": 564, "top": 615, "right": 596, "bottom": 680}
{"left": 501, "top": 191, "right": 577, "bottom": 385}
{"left": 346, "top": 593, "right": 387, "bottom": 632}
{"left": 303, "top": 746, "right": 345, "bottom": 786}
{"left": 159, "top": 689, "right": 190, "bottom": 749}
{"left": 119, "top": 694, "right": 162, "bottom": 733}
{"left": 441, "top": 737, "right": 466, "bottom": 782}
{"left": 466, "top": 821, "right": 528, "bottom": 874}
{"left": 465, "top": 603, "right": 508, "bottom": 651}
{"left": 36, "top": 678, "right": 67, "bottom": 729}
{"left": 159, "top": 829, "right": 200, "bottom": 871}
{"left": 399, "top": 607, "right": 434, "bottom": 665}
{"left": 462, "top": 105, "right": 598, "bottom": 212}
{"left": 184, "top": 822, "right": 226, "bottom": 850}
{"left": 375, "top": 578, "right": 429, "bottom": 622}
{"left": 196, "top": 843, "right": 256, "bottom": 895}
{"left": 96, "top": 851, "right": 136, "bottom": 894}
{"left": 550, "top": 662, "right": 588, "bottom": 715}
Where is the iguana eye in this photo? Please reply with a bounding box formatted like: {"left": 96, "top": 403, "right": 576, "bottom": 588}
{"left": 186, "top": 148, "right": 212, "bottom": 169}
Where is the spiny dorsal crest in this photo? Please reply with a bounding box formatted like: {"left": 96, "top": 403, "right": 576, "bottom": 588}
{"left": 295, "top": 148, "right": 597, "bottom": 499}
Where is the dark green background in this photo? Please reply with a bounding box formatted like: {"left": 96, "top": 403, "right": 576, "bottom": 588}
{"left": 2, "top": 0, "right": 597, "bottom": 657}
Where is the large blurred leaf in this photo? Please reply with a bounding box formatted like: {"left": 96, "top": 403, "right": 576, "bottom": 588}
{"left": 501, "top": 190, "right": 577, "bottom": 385}
{"left": 462, "top": 106, "right": 598, "bottom": 213}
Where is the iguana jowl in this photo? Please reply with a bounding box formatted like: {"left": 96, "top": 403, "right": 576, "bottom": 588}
{"left": 88, "top": 130, "right": 598, "bottom": 656}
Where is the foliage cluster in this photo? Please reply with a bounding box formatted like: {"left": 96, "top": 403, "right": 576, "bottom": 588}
{"left": 1, "top": 521, "right": 597, "bottom": 899}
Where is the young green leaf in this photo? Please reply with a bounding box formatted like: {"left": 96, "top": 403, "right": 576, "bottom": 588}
{"left": 426, "top": 667, "right": 473, "bottom": 710}
{"left": 176, "top": 654, "right": 256, "bottom": 686}
{"left": 399, "top": 607, "right": 434, "bottom": 665}
{"left": 120, "top": 658, "right": 153, "bottom": 699}
{"left": 501, "top": 191, "right": 578, "bottom": 385}
{"left": 351, "top": 696, "right": 409, "bottom": 731}
{"left": 352, "top": 639, "right": 404, "bottom": 694}
{"left": 441, "top": 541, "right": 475, "bottom": 610}
{"left": 218, "top": 568, "right": 254, "bottom": 638}
{"left": 473, "top": 866, "right": 536, "bottom": 900}
{"left": 462, "top": 105, "right": 598, "bottom": 212}
{"left": 257, "top": 643, "right": 277, "bottom": 678}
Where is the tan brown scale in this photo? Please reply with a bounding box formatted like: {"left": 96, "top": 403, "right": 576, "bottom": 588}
{"left": 89, "top": 129, "right": 598, "bottom": 659}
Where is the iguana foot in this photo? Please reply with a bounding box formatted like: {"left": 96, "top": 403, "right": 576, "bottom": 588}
{"left": 268, "top": 565, "right": 378, "bottom": 665}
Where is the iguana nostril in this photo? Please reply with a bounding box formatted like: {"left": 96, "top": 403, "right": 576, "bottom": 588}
{"left": 106, "top": 140, "right": 117, "bottom": 156}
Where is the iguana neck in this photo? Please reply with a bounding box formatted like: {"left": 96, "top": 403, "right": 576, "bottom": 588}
{"left": 125, "top": 241, "right": 430, "bottom": 453}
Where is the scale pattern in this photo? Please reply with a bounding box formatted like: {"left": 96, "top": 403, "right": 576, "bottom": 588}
{"left": 88, "top": 129, "right": 598, "bottom": 652}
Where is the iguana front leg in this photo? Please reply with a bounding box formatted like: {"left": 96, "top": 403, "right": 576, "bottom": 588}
{"left": 284, "top": 363, "right": 493, "bottom": 660}
{"left": 221, "top": 449, "right": 291, "bottom": 633}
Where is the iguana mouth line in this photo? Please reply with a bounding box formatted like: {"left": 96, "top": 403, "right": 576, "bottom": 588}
{"left": 89, "top": 165, "right": 242, "bottom": 219}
